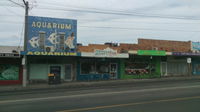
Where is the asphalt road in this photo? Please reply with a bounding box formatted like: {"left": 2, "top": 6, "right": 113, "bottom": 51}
{"left": 1, "top": 80, "right": 200, "bottom": 112}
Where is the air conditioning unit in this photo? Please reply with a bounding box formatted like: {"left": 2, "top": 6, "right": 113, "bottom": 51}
{"left": 45, "top": 46, "right": 55, "bottom": 52}
{"left": 152, "top": 47, "right": 158, "bottom": 50}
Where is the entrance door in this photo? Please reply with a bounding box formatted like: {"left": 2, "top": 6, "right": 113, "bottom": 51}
{"left": 110, "top": 63, "right": 118, "bottom": 79}
{"left": 65, "top": 64, "right": 72, "bottom": 81}
{"left": 50, "top": 66, "right": 61, "bottom": 84}
{"left": 161, "top": 62, "right": 167, "bottom": 76}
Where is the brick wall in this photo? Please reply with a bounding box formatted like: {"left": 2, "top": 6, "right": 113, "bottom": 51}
{"left": 78, "top": 38, "right": 192, "bottom": 53}
{"left": 138, "top": 38, "right": 191, "bottom": 52}
{"left": 77, "top": 44, "right": 121, "bottom": 53}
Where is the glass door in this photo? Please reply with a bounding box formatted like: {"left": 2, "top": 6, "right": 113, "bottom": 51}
{"left": 49, "top": 66, "right": 61, "bottom": 84}
{"left": 65, "top": 64, "right": 72, "bottom": 81}
{"left": 110, "top": 63, "right": 117, "bottom": 79}
{"left": 161, "top": 62, "right": 167, "bottom": 76}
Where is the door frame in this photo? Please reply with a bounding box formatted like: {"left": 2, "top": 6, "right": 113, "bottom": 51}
{"left": 161, "top": 62, "right": 167, "bottom": 76}
{"left": 48, "top": 64, "right": 62, "bottom": 78}
{"left": 64, "top": 64, "right": 73, "bottom": 81}
{"left": 109, "top": 63, "right": 118, "bottom": 79}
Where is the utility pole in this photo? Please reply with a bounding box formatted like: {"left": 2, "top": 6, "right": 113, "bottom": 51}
{"left": 22, "top": 0, "right": 29, "bottom": 87}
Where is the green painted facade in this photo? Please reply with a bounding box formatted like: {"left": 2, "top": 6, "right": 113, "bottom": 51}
{"left": 120, "top": 55, "right": 161, "bottom": 79}
{"left": 138, "top": 50, "right": 166, "bottom": 56}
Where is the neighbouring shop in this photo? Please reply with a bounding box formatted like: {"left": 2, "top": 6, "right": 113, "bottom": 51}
{"left": 121, "top": 50, "right": 163, "bottom": 79}
{"left": 166, "top": 54, "right": 190, "bottom": 76}
{"left": 77, "top": 47, "right": 128, "bottom": 81}
{"left": 191, "top": 42, "right": 200, "bottom": 75}
{"left": 27, "top": 55, "right": 77, "bottom": 83}
{"left": 0, "top": 52, "right": 22, "bottom": 85}
{"left": 192, "top": 58, "right": 200, "bottom": 75}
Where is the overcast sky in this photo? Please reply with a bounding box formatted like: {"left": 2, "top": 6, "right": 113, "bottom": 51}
{"left": 0, "top": 0, "right": 200, "bottom": 46}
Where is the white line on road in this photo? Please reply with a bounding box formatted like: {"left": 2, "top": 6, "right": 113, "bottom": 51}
{"left": 1, "top": 84, "right": 200, "bottom": 104}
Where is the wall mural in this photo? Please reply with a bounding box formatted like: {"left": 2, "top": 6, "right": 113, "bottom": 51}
{"left": 25, "top": 16, "right": 77, "bottom": 56}
{"left": 0, "top": 65, "right": 19, "bottom": 80}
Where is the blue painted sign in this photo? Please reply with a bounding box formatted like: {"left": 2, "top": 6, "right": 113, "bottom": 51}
{"left": 192, "top": 42, "right": 200, "bottom": 51}
{"left": 27, "top": 16, "right": 77, "bottom": 55}
{"left": 172, "top": 52, "right": 200, "bottom": 56}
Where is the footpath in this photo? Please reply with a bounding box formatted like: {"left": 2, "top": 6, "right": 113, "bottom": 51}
{"left": 1, "top": 76, "right": 200, "bottom": 93}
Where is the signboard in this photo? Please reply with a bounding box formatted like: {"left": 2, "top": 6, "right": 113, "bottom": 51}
{"left": 187, "top": 58, "right": 191, "bottom": 63}
{"left": 0, "top": 53, "right": 20, "bottom": 58}
{"left": 94, "top": 48, "right": 117, "bottom": 57}
{"left": 26, "top": 16, "right": 77, "bottom": 55}
{"left": 172, "top": 52, "right": 200, "bottom": 56}
{"left": 137, "top": 50, "right": 166, "bottom": 56}
{"left": 21, "top": 51, "right": 77, "bottom": 56}
{"left": 192, "top": 42, "right": 200, "bottom": 51}
{"left": 81, "top": 47, "right": 129, "bottom": 58}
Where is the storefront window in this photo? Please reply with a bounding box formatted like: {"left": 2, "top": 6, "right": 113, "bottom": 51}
{"left": 81, "top": 62, "right": 96, "bottom": 74}
{"left": 125, "top": 62, "right": 150, "bottom": 75}
{"left": 81, "top": 61, "right": 111, "bottom": 74}
{"left": 0, "top": 64, "right": 19, "bottom": 80}
{"left": 96, "top": 62, "right": 109, "bottom": 74}
{"left": 194, "top": 64, "right": 200, "bottom": 74}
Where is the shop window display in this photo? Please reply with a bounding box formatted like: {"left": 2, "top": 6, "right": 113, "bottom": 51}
{"left": 96, "top": 62, "right": 109, "bottom": 74}
{"left": 125, "top": 62, "right": 155, "bottom": 75}
{"left": 81, "top": 61, "right": 110, "bottom": 74}
{"left": 81, "top": 62, "right": 96, "bottom": 74}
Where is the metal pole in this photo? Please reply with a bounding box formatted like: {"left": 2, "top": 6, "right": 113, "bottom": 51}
{"left": 22, "top": 0, "right": 29, "bottom": 87}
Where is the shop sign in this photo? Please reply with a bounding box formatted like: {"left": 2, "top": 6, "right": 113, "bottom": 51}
{"left": 137, "top": 50, "right": 166, "bottom": 56}
{"left": 172, "top": 52, "right": 200, "bottom": 56}
{"left": 94, "top": 48, "right": 117, "bottom": 57}
{"left": 26, "top": 16, "right": 77, "bottom": 55}
{"left": 0, "top": 53, "right": 20, "bottom": 58}
{"left": 187, "top": 58, "right": 191, "bottom": 63}
{"left": 21, "top": 51, "right": 77, "bottom": 56}
{"left": 81, "top": 47, "right": 129, "bottom": 58}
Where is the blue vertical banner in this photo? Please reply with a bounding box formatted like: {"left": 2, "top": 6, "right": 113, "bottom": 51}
{"left": 26, "top": 16, "right": 77, "bottom": 56}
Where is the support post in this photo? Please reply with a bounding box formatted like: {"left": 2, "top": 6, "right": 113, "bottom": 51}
{"left": 22, "top": 0, "right": 29, "bottom": 87}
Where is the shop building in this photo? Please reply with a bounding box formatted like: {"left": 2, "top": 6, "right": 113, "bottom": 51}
{"left": 121, "top": 50, "right": 164, "bottom": 79}
{"left": 138, "top": 38, "right": 192, "bottom": 77}
{"left": 0, "top": 46, "right": 22, "bottom": 85}
{"left": 77, "top": 43, "right": 128, "bottom": 81}
{"left": 119, "top": 38, "right": 192, "bottom": 78}
{"left": 185, "top": 42, "right": 200, "bottom": 75}
{"left": 23, "top": 16, "right": 78, "bottom": 84}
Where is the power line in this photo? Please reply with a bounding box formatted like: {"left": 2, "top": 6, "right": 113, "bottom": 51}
{"left": 2, "top": 5, "right": 23, "bottom": 17}
{"left": 79, "top": 25, "right": 200, "bottom": 32}
{"left": 37, "top": 1, "right": 200, "bottom": 21}
{"left": 8, "top": 0, "right": 24, "bottom": 7}
{"left": 33, "top": 1, "right": 200, "bottom": 20}
{"left": 2, "top": 1, "right": 200, "bottom": 20}
{"left": 0, "top": 19, "right": 199, "bottom": 33}
{"left": 34, "top": 7, "right": 200, "bottom": 20}
{"left": 1, "top": 16, "right": 199, "bottom": 25}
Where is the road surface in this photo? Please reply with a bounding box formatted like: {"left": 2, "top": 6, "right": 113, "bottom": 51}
{"left": 0, "top": 80, "right": 200, "bottom": 112}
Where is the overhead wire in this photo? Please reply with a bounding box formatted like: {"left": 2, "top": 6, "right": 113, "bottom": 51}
{"left": 7, "top": 0, "right": 24, "bottom": 7}
{"left": 0, "top": 0, "right": 200, "bottom": 45}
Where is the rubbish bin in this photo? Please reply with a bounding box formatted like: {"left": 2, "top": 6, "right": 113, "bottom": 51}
{"left": 54, "top": 73, "right": 61, "bottom": 84}
{"left": 48, "top": 73, "right": 55, "bottom": 84}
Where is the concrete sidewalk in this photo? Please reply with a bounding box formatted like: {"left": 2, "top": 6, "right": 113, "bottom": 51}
{"left": 1, "top": 76, "right": 200, "bottom": 93}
